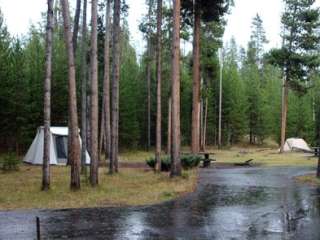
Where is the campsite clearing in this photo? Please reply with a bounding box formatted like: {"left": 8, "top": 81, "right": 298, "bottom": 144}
{"left": 212, "top": 147, "right": 317, "bottom": 167}
{"left": 0, "top": 166, "right": 197, "bottom": 210}
{"left": 0, "top": 146, "right": 317, "bottom": 210}
{"left": 120, "top": 146, "right": 317, "bottom": 167}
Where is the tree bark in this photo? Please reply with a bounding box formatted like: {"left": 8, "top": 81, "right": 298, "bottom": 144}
{"left": 60, "top": 0, "right": 81, "bottom": 190}
{"left": 280, "top": 4, "right": 297, "bottom": 153}
{"left": 317, "top": 156, "right": 320, "bottom": 178}
{"left": 110, "top": 0, "right": 121, "bottom": 174}
{"left": 147, "top": 60, "right": 151, "bottom": 151}
{"left": 86, "top": 64, "right": 91, "bottom": 155}
{"left": 90, "top": 0, "right": 99, "bottom": 186}
{"left": 42, "top": 0, "right": 54, "bottom": 191}
{"left": 170, "top": 0, "right": 181, "bottom": 177}
{"left": 146, "top": 0, "right": 153, "bottom": 151}
{"left": 201, "top": 96, "right": 208, "bottom": 151}
{"left": 80, "top": 0, "right": 88, "bottom": 176}
{"left": 200, "top": 98, "right": 203, "bottom": 150}
{"left": 191, "top": 0, "right": 201, "bottom": 154}
{"left": 155, "top": 0, "right": 162, "bottom": 172}
{"left": 280, "top": 76, "right": 288, "bottom": 153}
{"left": 218, "top": 55, "right": 223, "bottom": 148}
{"left": 102, "top": 0, "right": 111, "bottom": 169}
{"left": 99, "top": 108, "right": 105, "bottom": 157}
{"left": 316, "top": 100, "right": 320, "bottom": 177}
{"left": 167, "top": 97, "right": 172, "bottom": 155}
{"left": 72, "top": 0, "right": 81, "bottom": 53}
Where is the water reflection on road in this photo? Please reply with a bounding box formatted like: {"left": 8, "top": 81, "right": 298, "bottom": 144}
{"left": 1, "top": 167, "right": 320, "bottom": 239}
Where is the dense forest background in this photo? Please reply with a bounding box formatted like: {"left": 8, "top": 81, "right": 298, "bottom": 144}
{"left": 0, "top": 1, "right": 319, "bottom": 155}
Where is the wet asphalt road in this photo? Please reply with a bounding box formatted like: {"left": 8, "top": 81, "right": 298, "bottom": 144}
{"left": 1, "top": 166, "right": 320, "bottom": 240}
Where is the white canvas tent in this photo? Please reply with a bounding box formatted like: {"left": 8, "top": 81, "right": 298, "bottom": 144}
{"left": 283, "top": 138, "right": 312, "bottom": 153}
{"left": 24, "top": 127, "right": 90, "bottom": 165}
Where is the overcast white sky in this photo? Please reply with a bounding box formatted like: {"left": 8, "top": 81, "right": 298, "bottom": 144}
{"left": 224, "top": 0, "right": 284, "bottom": 49}
{"left": 0, "top": 0, "right": 319, "bottom": 55}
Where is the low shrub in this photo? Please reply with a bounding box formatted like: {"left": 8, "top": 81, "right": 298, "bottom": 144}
{"left": 146, "top": 156, "right": 171, "bottom": 171}
{"left": 146, "top": 154, "right": 202, "bottom": 171}
{"left": 181, "top": 155, "right": 202, "bottom": 169}
{"left": 0, "top": 153, "right": 20, "bottom": 172}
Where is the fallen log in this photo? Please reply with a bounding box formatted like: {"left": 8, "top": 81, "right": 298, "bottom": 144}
{"left": 234, "top": 159, "right": 253, "bottom": 167}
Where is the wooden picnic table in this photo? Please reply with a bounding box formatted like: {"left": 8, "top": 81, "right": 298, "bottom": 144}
{"left": 312, "top": 147, "right": 320, "bottom": 157}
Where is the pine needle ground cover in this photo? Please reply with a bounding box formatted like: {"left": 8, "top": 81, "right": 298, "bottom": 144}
{"left": 0, "top": 166, "right": 197, "bottom": 210}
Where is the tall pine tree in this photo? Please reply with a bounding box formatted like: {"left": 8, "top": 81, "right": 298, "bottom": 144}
{"left": 268, "top": 0, "right": 320, "bottom": 152}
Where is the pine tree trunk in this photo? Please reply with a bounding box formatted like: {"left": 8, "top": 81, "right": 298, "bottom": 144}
{"left": 80, "top": 0, "right": 88, "bottom": 176}
{"left": 191, "top": 0, "right": 201, "bottom": 154}
{"left": 218, "top": 56, "right": 223, "bottom": 148}
{"left": 86, "top": 71, "right": 91, "bottom": 155}
{"left": 147, "top": 61, "right": 151, "bottom": 151}
{"left": 170, "top": 0, "right": 181, "bottom": 177}
{"left": 111, "top": 0, "right": 121, "bottom": 174}
{"left": 61, "top": 0, "right": 81, "bottom": 190}
{"left": 280, "top": 77, "right": 288, "bottom": 153}
{"left": 99, "top": 108, "right": 105, "bottom": 158}
{"left": 146, "top": 0, "right": 153, "bottom": 151}
{"left": 202, "top": 96, "right": 208, "bottom": 151}
{"left": 317, "top": 156, "right": 320, "bottom": 178}
{"left": 167, "top": 97, "right": 172, "bottom": 155}
{"left": 72, "top": 0, "right": 81, "bottom": 53}
{"left": 42, "top": 0, "right": 54, "bottom": 191}
{"left": 316, "top": 100, "right": 320, "bottom": 177}
{"left": 53, "top": 1, "right": 59, "bottom": 28}
{"left": 249, "top": 128, "right": 253, "bottom": 144}
{"left": 103, "top": 0, "right": 111, "bottom": 169}
{"left": 155, "top": 0, "right": 162, "bottom": 172}
{"left": 90, "top": 0, "right": 99, "bottom": 186}
{"left": 280, "top": 4, "right": 297, "bottom": 153}
{"left": 200, "top": 98, "right": 203, "bottom": 150}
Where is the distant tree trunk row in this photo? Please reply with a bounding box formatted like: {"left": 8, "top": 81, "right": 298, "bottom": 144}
{"left": 41, "top": 0, "right": 201, "bottom": 188}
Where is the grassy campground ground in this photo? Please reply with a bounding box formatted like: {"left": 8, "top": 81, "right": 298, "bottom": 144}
{"left": 0, "top": 166, "right": 197, "bottom": 210}
{"left": 0, "top": 146, "right": 318, "bottom": 210}
{"left": 121, "top": 145, "right": 318, "bottom": 167}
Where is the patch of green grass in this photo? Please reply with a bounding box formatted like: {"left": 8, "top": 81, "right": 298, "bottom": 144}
{"left": 119, "top": 150, "right": 154, "bottom": 162}
{"left": 205, "top": 146, "right": 317, "bottom": 167}
{"left": 0, "top": 153, "right": 21, "bottom": 171}
{"left": 0, "top": 165, "right": 198, "bottom": 210}
{"left": 161, "top": 191, "right": 176, "bottom": 199}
